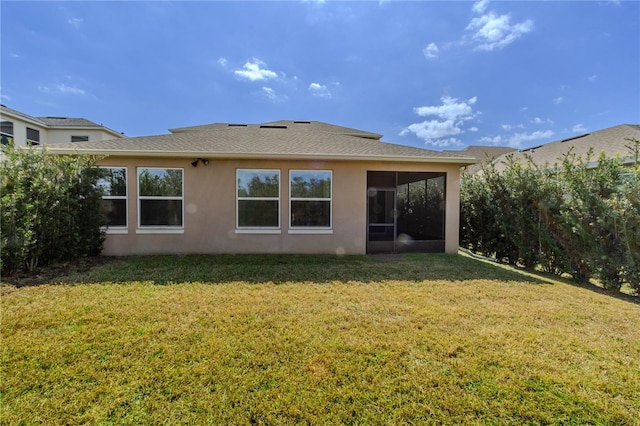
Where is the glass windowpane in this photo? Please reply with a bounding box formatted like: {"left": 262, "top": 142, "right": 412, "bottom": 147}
{"left": 97, "top": 168, "right": 127, "bottom": 196}
{"left": 290, "top": 171, "right": 331, "bottom": 198}
{"left": 238, "top": 200, "right": 279, "bottom": 227}
{"left": 1, "top": 121, "right": 13, "bottom": 135}
{"left": 291, "top": 200, "right": 330, "bottom": 227}
{"left": 26, "top": 127, "right": 40, "bottom": 142}
{"left": 102, "top": 199, "right": 127, "bottom": 227}
{"left": 237, "top": 170, "right": 279, "bottom": 197}
{"left": 139, "top": 168, "right": 182, "bottom": 197}
{"left": 140, "top": 199, "right": 183, "bottom": 226}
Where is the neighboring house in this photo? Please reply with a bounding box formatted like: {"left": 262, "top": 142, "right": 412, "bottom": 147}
{"left": 0, "top": 105, "right": 124, "bottom": 147}
{"left": 45, "top": 120, "right": 476, "bottom": 256}
{"left": 448, "top": 145, "right": 518, "bottom": 174}
{"left": 466, "top": 124, "right": 640, "bottom": 174}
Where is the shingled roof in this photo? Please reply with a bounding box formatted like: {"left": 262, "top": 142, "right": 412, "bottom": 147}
{"left": 465, "top": 124, "right": 640, "bottom": 173}
{"left": 169, "top": 120, "right": 383, "bottom": 140}
{"left": 46, "top": 121, "right": 476, "bottom": 164}
{"left": 37, "top": 117, "right": 103, "bottom": 128}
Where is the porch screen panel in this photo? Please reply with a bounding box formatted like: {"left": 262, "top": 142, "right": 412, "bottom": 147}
{"left": 397, "top": 172, "right": 445, "bottom": 241}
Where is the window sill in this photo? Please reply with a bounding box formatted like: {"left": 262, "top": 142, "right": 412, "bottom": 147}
{"left": 288, "top": 229, "right": 333, "bottom": 235}
{"left": 103, "top": 228, "right": 128, "bottom": 235}
{"left": 235, "top": 229, "right": 282, "bottom": 235}
{"left": 136, "top": 228, "right": 185, "bottom": 234}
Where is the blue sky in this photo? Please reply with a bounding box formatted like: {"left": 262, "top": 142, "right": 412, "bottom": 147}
{"left": 1, "top": 0, "right": 638, "bottom": 150}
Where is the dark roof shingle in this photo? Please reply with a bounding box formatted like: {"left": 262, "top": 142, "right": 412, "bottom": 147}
{"left": 47, "top": 123, "right": 476, "bottom": 164}
{"left": 37, "top": 117, "right": 103, "bottom": 128}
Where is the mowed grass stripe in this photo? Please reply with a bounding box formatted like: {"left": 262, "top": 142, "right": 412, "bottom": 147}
{"left": 2, "top": 254, "right": 639, "bottom": 424}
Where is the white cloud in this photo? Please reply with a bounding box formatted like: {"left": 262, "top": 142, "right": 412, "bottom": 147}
{"left": 501, "top": 124, "right": 512, "bottom": 131}
{"left": 261, "top": 86, "right": 287, "bottom": 102}
{"left": 588, "top": 74, "right": 597, "bottom": 82}
{"left": 217, "top": 57, "right": 228, "bottom": 68}
{"left": 520, "top": 106, "right": 528, "bottom": 112}
{"left": 39, "top": 83, "right": 86, "bottom": 95}
{"left": 423, "top": 42, "right": 439, "bottom": 60}
{"left": 262, "top": 87, "right": 276, "bottom": 100}
{"left": 507, "top": 130, "right": 555, "bottom": 148}
{"left": 435, "top": 138, "right": 464, "bottom": 148}
{"left": 479, "top": 135, "right": 503, "bottom": 145}
{"left": 67, "top": 18, "right": 83, "bottom": 28}
{"left": 572, "top": 123, "right": 588, "bottom": 133}
{"left": 531, "top": 117, "right": 553, "bottom": 125}
{"left": 430, "top": 2, "right": 532, "bottom": 58}
{"left": 480, "top": 130, "right": 554, "bottom": 148}
{"left": 234, "top": 59, "right": 277, "bottom": 82}
{"left": 466, "top": 11, "right": 534, "bottom": 51}
{"left": 57, "top": 83, "right": 85, "bottom": 95}
{"left": 469, "top": 126, "right": 479, "bottom": 132}
{"left": 308, "top": 82, "right": 331, "bottom": 99}
{"left": 413, "top": 96, "right": 478, "bottom": 120}
{"left": 553, "top": 96, "right": 564, "bottom": 105}
{"left": 472, "top": 0, "right": 490, "bottom": 14}
{"left": 401, "top": 96, "right": 479, "bottom": 147}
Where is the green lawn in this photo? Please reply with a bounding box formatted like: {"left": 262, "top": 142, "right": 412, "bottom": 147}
{"left": 2, "top": 254, "right": 639, "bottom": 424}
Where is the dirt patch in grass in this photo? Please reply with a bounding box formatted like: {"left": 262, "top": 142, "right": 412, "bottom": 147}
{"left": 1, "top": 256, "right": 122, "bottom": 288}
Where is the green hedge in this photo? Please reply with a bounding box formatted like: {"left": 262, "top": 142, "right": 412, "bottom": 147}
{"left": 1, "top": 143, "right": 107, "bottom": 275}
{"left": 460, "top": 140, "right": 640, "bottom": 295}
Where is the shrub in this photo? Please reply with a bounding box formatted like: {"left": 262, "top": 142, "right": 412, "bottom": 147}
{"left": 1, "top": 143, "right": 106, "bottom": 275}
{"left": 461, "top": 139, "right": 640, "bottom": 295}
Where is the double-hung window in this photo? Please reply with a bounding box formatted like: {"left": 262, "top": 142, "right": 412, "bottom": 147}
{"left": 97, "top": 167, "right": 127, "bottom": 230}
{"left": 1, "top": 121, "right": 14, "bottom": 146}
{"left": 237, "top": 169, "right": 280, "bottom": 230}
{"left": 138, "top": 168, "right": 183, "bottom": 228}
{"left": 26, "top": 127, "right": 40, "bottom": 146}
{"left": 290, "top": 170, "right": 332, "bottom": 230}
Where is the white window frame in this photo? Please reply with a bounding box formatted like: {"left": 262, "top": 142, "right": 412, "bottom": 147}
{"left": 99, "top": 166, "right": 128, "bottom": 234}
{"left": 289, "top": 170, "right": 333, "bottom": 233}
{"left": 236, "top": 169, "right": 281, "bottom": 233}
{"left": 137, "top": 167, "right": 184, "bottom": 233}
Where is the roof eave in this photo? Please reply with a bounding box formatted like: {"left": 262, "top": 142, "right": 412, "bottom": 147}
{"left": 42, "top": 147, "right": 476, "bottom": 164}
{"left": 1, "top": 108, "right": 47, "bottom": 127}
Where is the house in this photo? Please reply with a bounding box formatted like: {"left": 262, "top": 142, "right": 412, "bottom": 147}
{"left": 465, "top": 124, "right": 640, "bottom": 174}
{"left": 0, "top": 104, "right": 124, "bottom": 147}
{"left": 447, "top": 145, "right": 518, "bottom": 174}
{"left": 449, "top": 145, "right": 517, "bottom": 162}
{"left": 44, "top": 120, "right": 476, "bottom": 256}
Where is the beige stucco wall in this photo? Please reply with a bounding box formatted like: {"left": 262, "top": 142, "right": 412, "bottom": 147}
{"left": 99, "top": 156, "right": 462, "bottom": 256}
{"left": 47, "top": 129, "right": 121, "bottom": 144}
